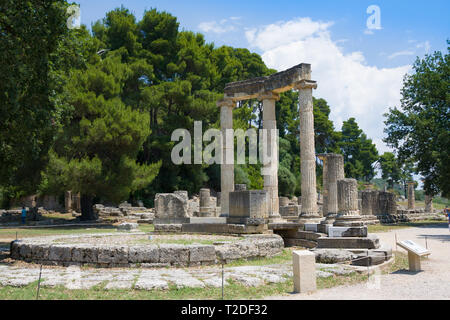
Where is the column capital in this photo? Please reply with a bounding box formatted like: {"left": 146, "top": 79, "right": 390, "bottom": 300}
{"left": 294, "top": 79, "right": 318, "bottom": 90}
{"left": 257, "top": 91, "right": 280, "bottom": 102}
{"left": 217, "top": 98, "right": 235, "bottom": 108}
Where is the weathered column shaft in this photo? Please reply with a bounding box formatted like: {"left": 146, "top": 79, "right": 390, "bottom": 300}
{"left": 324, "top": 154, "right": 344, "bottom": 222}
{"left": 334, "top": 178, "right": 362, "bottom": 227}
{"left": 199, "top": 188, "right": 211, "bottom": 208}
{"left": 407, "top": 182, "right": 415, "bottom": 210}
{"left": 260, "top": 92, "right": 280, "bottom": 218}
{"left": 218, "top": 99, "right": 235, "bottom": 216}
{"left": 296, "top": 80, "right": 319, "bottom": 218}
{"left": 337, "top": 179, "right": 360, "bottom": 216}
{"left": 425, "top": 195, "right": 433, "bottom": 212}
{"left": 319, "top": 155, "right": 328, "bottom": 217}
{"left": 65, "top": 191, "right": 72, "bottom": 213}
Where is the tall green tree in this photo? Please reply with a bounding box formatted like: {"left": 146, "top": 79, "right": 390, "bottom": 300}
{"left": 41, "top": 51, "right": 161, "bottom": 220}
{"left": 0, "top": 0, "right": 68, "bottom": 199}
{"left": 379, "top": 152, "right": 401, "bottom": 189}
{"left": 339, "top": 118, "right": 379, "bottom": 181}
{"left": 384, "top": 42, "right": 450, "bottom": 197}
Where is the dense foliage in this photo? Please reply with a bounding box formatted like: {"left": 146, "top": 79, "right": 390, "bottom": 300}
{"left": 384, "top": 42, "right": 450, "bottom": 198}
{"left": 1, "top": 4, "right": 397, "bottom": 215}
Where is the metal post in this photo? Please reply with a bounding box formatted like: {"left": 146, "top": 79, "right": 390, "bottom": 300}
{"left": 36, "top": 264, "right": 43, "bottom": 300}
{"left": 221, "top": 263, "right": 224, "bottom": 300}
{"left": 395, "top": 233, "right": 398, "bottom": 251}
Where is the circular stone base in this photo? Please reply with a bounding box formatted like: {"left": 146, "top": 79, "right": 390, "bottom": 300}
{"left": 10, "top": 232, "right": 284, "bottom": 268}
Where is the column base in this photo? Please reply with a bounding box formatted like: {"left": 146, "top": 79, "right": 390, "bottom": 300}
{"left": 267, "top": 214, "right": 287, "bottom": 224}
{"left": 333, "top": 215, "right": 363, "bottom": 227}
{"left": 321, "top": 213, "right": 338, "bottom": 225}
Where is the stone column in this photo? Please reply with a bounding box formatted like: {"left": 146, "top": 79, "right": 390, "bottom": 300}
{"left": 407, "top": 181, "right": 415, "bottom": 210}
{"left": 425, "top": 195, "right": 433, "bottom": 212}
{"left": 218, "top": 99, "right": 235, "bottom": 217}
{"left": 318, "top": 155, "right": 328, "bottom": 218}
{"left": 259, "top": 91, "right": 283, "bottom": 222}
{"left": 65, "top": 191, "right": 72, "bottom": 213}
{"left": 295, "top": 80, "right": 320, "bottom": 221}
{"left": 199, "top": 188, "right": 213, "bottom": 216}
{"left": 334, "top": 178, "right": 363, "bottom": 226}
{"left": 322, "top": 154, "right": 344, "bottom": 224}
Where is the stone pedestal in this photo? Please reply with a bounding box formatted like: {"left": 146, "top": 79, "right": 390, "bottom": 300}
{"left": 227, "top": 190, "right": 268, "bottom": 226}
{"left": 292, "top": 250, "right": 317, "bottom": 294}
{"left": 295, "top": 80, "right": 320, "bottom": 221}
{"left": 407, "top": 181, "right": 415, "bottom": 210}
{"left": 334, "top": 179, "right": 363, "bottom": 227}
{"left": 218, "top": 99, "right": 235, "bottom": 217}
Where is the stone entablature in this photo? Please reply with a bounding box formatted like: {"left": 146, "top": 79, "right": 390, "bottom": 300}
{"left": 10, "top": 233, "right": 284, "bottom": 268}
{"left": 223, "top": 64, "right": 313, "bottom": 100}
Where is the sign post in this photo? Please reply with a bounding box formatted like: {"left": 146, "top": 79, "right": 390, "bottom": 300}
{"left": 397, "top": 240, "right": 430, "bottom": 272}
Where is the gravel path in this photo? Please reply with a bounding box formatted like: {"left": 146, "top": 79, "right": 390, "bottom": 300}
{"left": 266, "top": 223, "right": 450, "bottom": 300}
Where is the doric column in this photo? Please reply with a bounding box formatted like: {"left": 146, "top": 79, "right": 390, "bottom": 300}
{"left": 218, "top": 99, "right": 235, "bottom": 217}
{"left": 322, "top": 154, "right": 344, "bottom": 224}
{"left": 425, "top": 195, "right": 433, "bottom": 212}
{"left": 258, "top": 91, "right": 283, "bottom": 221}
{"left": 295, "top": 80, "right": 320, "bottom": 220}
{"left": 334, "top": 178, "right": 363, "bottom": 226}
{"left": 407, "top": 181, "right": 415, "bottom": 210}
{"left": 318, "top": 155, "right": 328, "bottom": 218}
{"left": 65, "top": 191, "right": 72, "bottom": 213}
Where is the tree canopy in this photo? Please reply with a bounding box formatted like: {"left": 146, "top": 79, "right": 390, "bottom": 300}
{"left": 384, "top": 42, "right": 450, "bottom": 197}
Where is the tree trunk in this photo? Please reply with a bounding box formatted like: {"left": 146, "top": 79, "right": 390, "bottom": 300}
{"left": 80, "top": 194, "right": 97, "bottom": 221}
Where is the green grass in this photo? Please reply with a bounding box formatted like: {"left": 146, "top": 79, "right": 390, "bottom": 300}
{"left": 397, "top": 200, "right": 447, "bottom": 210}
{"left": 0, "top": 224, "right": 154, "bottom": 244}
{"left": 225, "top": 248, "right": 295, "bottom": 267}
{"left": 131, "top": 237, "right": 243, "bottom": 246}
{"left": 368, "top": 220, "right": 447, "bottom": 233}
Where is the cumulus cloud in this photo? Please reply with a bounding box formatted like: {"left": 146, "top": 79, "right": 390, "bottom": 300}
{"left": 246, "top": 17, "right": 411, "bottom": 154}
{"left": 198, "top": 17, "right": 241, "bottom": 34}
{"left": 388, "top": 50, "right": 415, "bottom": 60}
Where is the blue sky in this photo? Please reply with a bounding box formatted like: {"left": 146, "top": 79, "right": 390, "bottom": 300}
{"left": 74, "top": 0, "right": 449, "bottom": 158}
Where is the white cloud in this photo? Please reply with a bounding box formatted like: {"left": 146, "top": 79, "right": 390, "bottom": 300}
{"left": 198, "top": 17, "right": 241, "bottom": 34}
{"left": 416, "top": 41, "right": 431, "bottom": 53}
{"left": 246, "top": 17, "right": 411, "bottom": 154}
{"left": 388, "top": 50, "right": 415, "bottom": 59}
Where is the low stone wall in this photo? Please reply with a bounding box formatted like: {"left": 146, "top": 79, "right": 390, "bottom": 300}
{"left": 10, "top": 233, "right": 284, "bottom": 268}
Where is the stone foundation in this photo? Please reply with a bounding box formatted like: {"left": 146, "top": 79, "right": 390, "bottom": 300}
{"left": 10, "top": 233, "right": 284, "bottom": 267}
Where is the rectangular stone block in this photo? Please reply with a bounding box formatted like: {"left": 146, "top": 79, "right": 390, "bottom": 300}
{"left": 32, "top": 244, "right": 50, "bottom": 261}
{"left": 98, "top": 246, "right": 128, "bottom": 264}
{"left": 304, "top": 223, "right": 319, "bottom": 232}
{"left": 128, "top": 245, "right": 159, "bottom": 263}
{"left": 328, "top": 226, "right": 367, "bottom": 238}
{"left": 293, "top": 250, "right": 317, "bottom": 293}
{"left": 317, "top": 236, "right": 380, "bottom": 249}
{"left": 188, "top": 245, "right": 216, "bottom": 263}
{"left": 49, "top": 245, "right": 72, "bottom": 262}
{"left": 228, "top": 190, "right": 268, "bottom": 220}
{"left": 159, "top": 244, "right": 189, "bottom": 264}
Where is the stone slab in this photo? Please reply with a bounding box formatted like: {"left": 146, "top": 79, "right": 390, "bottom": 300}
{"left": 317, "top": 235, "right": 380, "bottom": 249}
